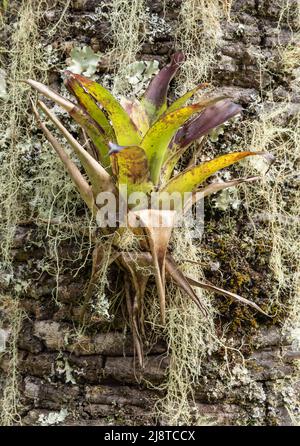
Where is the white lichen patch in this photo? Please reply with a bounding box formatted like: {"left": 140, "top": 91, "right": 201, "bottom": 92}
{"left": 38, "top": 408, "right": 68, "bottom": 426}
{"left": 290, "top": 326, "right": 300, "bottom": 351}
{"left": 213, "top": 187, "right": 241, "bottom": 211}
{"left": 145, "top": 9, "right": 173, "bottom": 43}
{"left": 0, "top": 328, "right": 10, "bottom": 354}
{"left": 66, "top": 46, "right": 101, "bottom": 77}
{"left": 56, "top": 358, "right": 76, "bottom": 384}
{"left": 126, "top": 60, "right": 159, "bottom": 95}
{"left": 109, "top": 59, "right": 159, "bottom": 97}
{"left": 249, "top": 155, "right": 274, "bottom": 176}
{"left": 0, "top": 69, "right": 7, "bottom": 100}
{"left": 209, "top": 125, "right": 225, "bottom": 143}
{"left": 92, "top": 291, "right": 112, "bottom": 321}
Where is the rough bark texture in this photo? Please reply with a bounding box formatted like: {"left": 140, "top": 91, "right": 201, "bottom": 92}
{"left": 0, "top": 0, "right": 299, "bottom": 426}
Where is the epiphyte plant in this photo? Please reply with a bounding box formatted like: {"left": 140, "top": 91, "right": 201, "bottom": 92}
{"left": 27, "top": 52, "right": 274, "bottom": 366}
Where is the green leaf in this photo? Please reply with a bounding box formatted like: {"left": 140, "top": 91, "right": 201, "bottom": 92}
{"left": 64, "top": 72, "right": 142, "bottom": 146}
{"left": 26, "top": 79, "right": 111, "bottom": 169}
{"left": 64, "top": 70, "right": 115, "bottom": 142}
{"left": 69, "top": 107, "right": 111, "bottom": 169}
{"left": 108, "top": 142, "right": 153, "bottom": 195}
{"left": 141, "top": 96, "right": 226, "bottom": 185}
{"left": 37, "top": 100, "right": 116, "bottom": 199}
{"left": 161, "top": 99, "right": 243, "bottom": 183}
{"left": 160, "top": 144, "right": 185, "bottom": 185}
{"left": 161, "top": 151, "right": 268, "bottom": 196}
{"left": 166, "top": 83, "right": 209, "bottom": 114}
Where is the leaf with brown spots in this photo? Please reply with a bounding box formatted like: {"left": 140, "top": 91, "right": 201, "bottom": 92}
{"left": 161, "top": 151, "right": 273, "bottom": 197}
{"left": 26, "top": 79, "right": 111, "bottom": 168}
{"left": 120, "top": 97, "right": 150, "bottom": 136}
{"left": 141, "top": 96, "right": 227, "bottom": 185}
{"left": 64, "top": 70, "right": 116, "bottom": 142}
{"left": 63, "top": 71, "right": 142, "bottom": 145}
{"left": 108, "top": 142, "right": 153, "bottom": 195}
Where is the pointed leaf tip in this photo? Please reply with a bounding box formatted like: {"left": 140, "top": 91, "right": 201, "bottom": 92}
{"left": 108, "top": 141, "right": 123, "bottom": 155}
{"left": 167, "top": 82, "right": 210, "bottom": 114}
{"left": 141, "top": 95, "right": 227, "bottom": 185}
{"left": 161, "top": 151, "right": 268, "bottom": 196}
{"left": 174, "top": 99, "right": 243, "bottom": 149}
{"left": 63, "top": 71, "right": 142, "bottom": 146}
{"left": 141, "top": 52, "right": 185, "bottom": 123}
{"left": 171, "top": 51, "right": 185, "bottom": 66}
{"left": 64, "top": 69, "right": 116, "bottom": 144}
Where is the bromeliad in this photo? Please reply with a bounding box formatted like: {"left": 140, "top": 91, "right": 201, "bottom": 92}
{"left": 27, "top": 52, "right": 274, "bottom": 366}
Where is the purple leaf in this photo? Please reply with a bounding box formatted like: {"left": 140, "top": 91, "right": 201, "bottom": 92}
{"left": 141, "top": 52, "right": 185, "bottom": 122}
{"left": 174, "top": 99, "right": 242, "bottom": 149}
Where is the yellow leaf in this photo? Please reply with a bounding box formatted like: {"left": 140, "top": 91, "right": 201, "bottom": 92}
{"left": 161, "top": 151, "right": 266, "bottom": 196}
{"left": 166, "top": 83, "right": 209, "bottom": 114}
{"left": 109, "top": 143, "right": 153, "bottom": 196}
{"left": 141, "top": 96, "right": 226, "bottom": 185}
{"left": 26, "top": 78, "right": 111, "bottom": 169}
{"left": 120, "top": 97, "right": 149, "bottom": 136}
{"left": 65, "top": 70, "right": 115, "bottom": 141}
{"left": 38, "top": 100, "right": 116, "bottom": 198}
{"left": 66, "top": 72, "right": 142, "bottom": 146}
